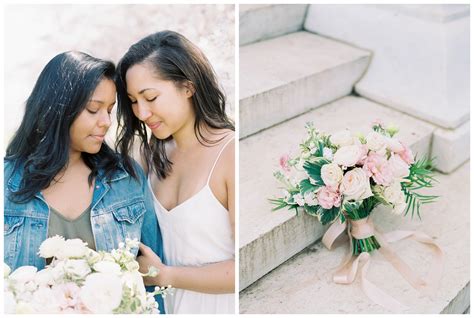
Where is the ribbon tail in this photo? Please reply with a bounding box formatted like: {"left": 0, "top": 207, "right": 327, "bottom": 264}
{"left": 334, "top": 252, "right": 409, "bottom": 312}
{"left": 359, "top": 253, "right": 410, "bottom": 312}
{"left": 322, "top": 219, "right": 347, "bottom": 250}
{"left": 380, "top": 230, "right": 444, "bottom": 295}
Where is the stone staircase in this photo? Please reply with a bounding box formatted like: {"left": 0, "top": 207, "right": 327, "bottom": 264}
{"left": 239, "top": 4, "right": 470, "bottom": 314}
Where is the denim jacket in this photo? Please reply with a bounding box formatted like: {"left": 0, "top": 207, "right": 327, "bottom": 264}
{"left": 4, "top": 158, "right": 165, "bottom": 312}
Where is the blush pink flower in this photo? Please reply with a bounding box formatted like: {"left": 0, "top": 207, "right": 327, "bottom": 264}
{"left": 53, "top": 282, "right": 81, "bottom": 311}
{"left": 317, "top": 186, "right": 342, "bottom": 209}
{"left": 396, "top": 142, "right": 414, "bottom": 165}
{"left": 363, "top": 152, "right": 394, "bottom": 186}
{"left": 356, "top": 144, "right": 369, "bottom": 165}
{"left": 279, "top": 154, "right": 291, "bottom": 172}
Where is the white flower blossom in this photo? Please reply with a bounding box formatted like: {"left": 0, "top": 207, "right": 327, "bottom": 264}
{"left": 80, "top": 273, "right": 123, "bottom": 313}
{"left": 322, "top": 147, "right": 333, "bottom": 160}
{"left": 293, "top": 193, "right": 305, "bottom": 206}
{"left": 38, "top": 235, "right": 66, "bottom": 259}
{"left": 64, "top": 259, "right": 92, "bottom": 280}
{"left": 366, "top": 131, "right": 387, "bottom": 153}
{"left": 330, "top": 130, "right": 354, "bottom": 147}
{"left": 303, "top": 191, "right": 318, "bottom": 206}
{"left": 321, "top": 163, "right": 343, "bottom": 187}
{"left": 333, "top": 145, "right": 366, "bottom": 167}
{"left": 389, "top": 154, "right": 410, "bottom": 178}
{"left": 340, "top": 168, "right": 373, "bottom": 201}
{"left": 56, "top": 239, "right": 88, "bottom": 259}
{"left": 93, "top": 261, "right": 121, "bottom": 276}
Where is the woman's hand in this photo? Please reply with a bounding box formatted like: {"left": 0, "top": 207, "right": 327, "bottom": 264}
{"left": 137, "top": 243, "right": 170, "bottom": 286}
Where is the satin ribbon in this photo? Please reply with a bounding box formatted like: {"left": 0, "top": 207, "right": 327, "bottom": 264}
{"left": 322, "top": 216, "right": 444, "bottom": 312}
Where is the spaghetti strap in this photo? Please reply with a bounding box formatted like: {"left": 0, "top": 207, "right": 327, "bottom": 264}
{"left": 206, "top": 135, "right": 235, "bottom": 185}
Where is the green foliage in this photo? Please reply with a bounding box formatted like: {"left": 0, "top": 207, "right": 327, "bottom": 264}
{"left": 303, "top": 204, "right": 341, "bottom": 225}
{"left": 343, "top": 197, "right": 379, "bottom": 220}
{"left": 401, "top": 156, "right": 439, "bottom": 218}
{"left": 319, "top": 206, "right": 341, "bottom": 225}
{"left": 299, "top": 179, "right": 318, "bottom": 194}
{"left": 303, "top": 158, "right": 329, "bottom": 187}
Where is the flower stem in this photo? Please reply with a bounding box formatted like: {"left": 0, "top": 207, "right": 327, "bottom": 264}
{"left": 352, "top": 236, "right": 380, "bottom": 255}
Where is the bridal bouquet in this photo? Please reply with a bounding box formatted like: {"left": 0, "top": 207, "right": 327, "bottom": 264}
{"left": 270, "top": 121, "right": 443, "bottom": 310}
{"left": 4, "top": 236, "right": 171, "bottom": 314}
{"left": 271, "top": 121, "right": 438, "bottom": 254}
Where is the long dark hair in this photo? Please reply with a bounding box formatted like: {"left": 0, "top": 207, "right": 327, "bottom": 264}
{"left": 116, "top": 30, "right": 234, "bottom": 179}
{"left": 6, "top": 51, "right": 124, "bottom": 203}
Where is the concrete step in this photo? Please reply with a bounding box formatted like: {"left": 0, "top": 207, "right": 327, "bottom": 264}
{"left": 239, "top": 4, "right": 308, "bottom": 46}
{"left": 431, "top": 120, "right": 470, "bottom": 174}
{"left": 239, "top": 95, "right": 436, "bottom": 291}
{"left": 240, "top": 161, "right": 470, "bottom": 314}
{"left": 239, "top": 31, "right": 370, "bottom": 138}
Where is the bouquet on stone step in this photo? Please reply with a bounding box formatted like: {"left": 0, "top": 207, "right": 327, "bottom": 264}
{"left": 270, "top": 121, "right": 438, "bottom": 255}
{"left": 4, "top": 236, "right": 172, "bottom": 314}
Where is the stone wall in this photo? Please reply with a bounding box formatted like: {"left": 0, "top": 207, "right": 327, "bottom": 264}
{"left": 4, "top": 4, "right": 235, "bottom": 145}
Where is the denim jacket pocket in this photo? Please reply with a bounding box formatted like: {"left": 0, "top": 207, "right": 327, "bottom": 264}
{"left": 110, "top": 199, "right": 146, "bottom": 246}
{"left": 4, "top": 215, "right": 25, "bottom": 267}
{"left": 112, "top": 200, "right": 146, "bottom": 224}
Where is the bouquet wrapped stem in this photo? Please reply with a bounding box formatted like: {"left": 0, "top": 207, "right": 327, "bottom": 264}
{"left": 351, "top": 235, "right": 380, "bottom": 255}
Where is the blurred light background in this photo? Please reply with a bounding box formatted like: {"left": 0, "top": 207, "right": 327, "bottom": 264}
{"left": 4, "top": 4, "right": 235, "bottom": 148}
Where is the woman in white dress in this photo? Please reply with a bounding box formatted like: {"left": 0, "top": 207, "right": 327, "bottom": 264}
{"left": 115, "top": 30, "right": 235, "bottom": 314}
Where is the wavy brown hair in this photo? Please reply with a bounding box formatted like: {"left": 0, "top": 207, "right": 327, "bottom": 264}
{"left": 116, "top": 30, "right": 234, "bottom": 179}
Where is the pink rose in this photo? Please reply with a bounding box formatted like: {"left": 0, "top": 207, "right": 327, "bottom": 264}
{"left": 317, "top": 186, "right": 342, "bottom": 209}
{"left": 356, "top": 144, "right": 369, "bottom": 165}
{"left": 363, "top": 152, "right": 394, "bottom": 186}
{"left": 279, "top": 154, "right": 291, "bottom": 172}
{"left": 396, "top": 142, "right": 414, "bottom": 165}
{"left": 53, "top": 282, "right": 81, "bottom": 311}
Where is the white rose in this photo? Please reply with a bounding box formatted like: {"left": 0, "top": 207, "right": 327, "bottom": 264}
{"left": 50, "top": 261, "right": 66, "bottom": 283}
{"left": 329, "top": 130, "right": 354, "bottom": 147}
{"left": 34, "top": 268, "right": 54, "bottom": 287}
{"left": 321, "top": 163, "right": 343, "bottom": 187}
{"left": 389, "top": 154, "right": 410, "bottom": 178}
{"left": 9, "top": 266, "right": 38, "bottom": 285}
{"left": 293, "top": 193, "right": 305, "bottom": 206}
{"left": 38, "top": 235, "right": 66, "bottom": 259}
{"left": 366, "top": 131, "right": 387, "bottom": 153}
{"left": 93, "top": 261, "right": 122, "bottom": 275}
{"left": 322, "top": 147, "right": 333, "bottom": 160}
{"left": 80, "top": 273, "right": 123, "bottom": 313}
{"left": 64, "top": 259, "right": 92, "bottom": 280}
{"left": 383, "top": 182, "right": 403, "bottom": 204}
{"left": 24, "top": 280, "right": 37, "bottom": 292}
{"left": 121, "top": 271, "right": 147, "bottom": 308}
{"left": 303, "top": 191, "right": 318, "bottom": 206}
{"left": 31, "top": 286, "right": 62, "bottom": 313}
{"left": 340, "top": 168, "right": 373, "bottom": 201}
{"left": 56, "top": 239, "right": 89, "bottom": 260}
{"left": 333, "top": 145, "right": 366, "bottom": 167}
{"left": 330, "top": 130, "right": 354, "bottom": 147}
{"left": 386, "top": 137, "right": 404, "bottom": 152}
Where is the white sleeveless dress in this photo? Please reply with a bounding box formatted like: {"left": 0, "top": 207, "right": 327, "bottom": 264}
{"left": 149, "top": 137, "right": 235, "bottom": 314}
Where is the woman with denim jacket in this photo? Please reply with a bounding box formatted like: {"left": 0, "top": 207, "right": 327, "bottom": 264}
{"left": 4, "top": 51, "right": 165, "bottom": 311}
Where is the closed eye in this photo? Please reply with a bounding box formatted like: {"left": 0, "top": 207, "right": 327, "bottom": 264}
{"left": 146, "top": 97, "right": 157, "bottom": 102}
